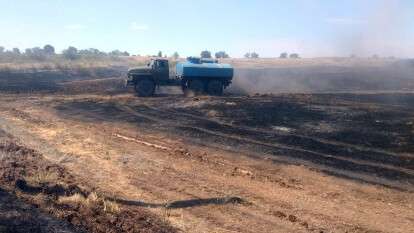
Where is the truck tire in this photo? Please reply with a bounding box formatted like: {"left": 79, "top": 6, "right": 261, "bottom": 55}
{"left": 207, "top": 80, "right": 223, "bottom": 96}
{"left": 135, "top": 79, "right": 155, "bottom": 97}
{"left": 188, "top": 80, "right": 205, "bottom": 95}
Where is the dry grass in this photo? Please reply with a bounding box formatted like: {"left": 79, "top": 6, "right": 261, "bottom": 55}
{"left": 103, "top": 199, "right": 121, "bottom": 214}
{"left": 25, "top": 171, "right": 59, "bottom": 185}
{"left": 87, "top": 192, "right": 99, "bottom": 204}
{"left": 0, "top": 56, "right": 147, "bottom": 73}
{"left": 58, "top": 192, "right": 121, "bottom": 214}
{"left": 58, "top": 193, "right": 87, "bottom": 205}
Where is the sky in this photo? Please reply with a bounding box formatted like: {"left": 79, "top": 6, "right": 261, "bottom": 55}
{"left": 0, "top": 0, "right": 413, "bottom": 58}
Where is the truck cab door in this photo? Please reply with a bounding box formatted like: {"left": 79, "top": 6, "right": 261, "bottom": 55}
{"left": 154, "top": 60, "right": 169, "bottom": 81}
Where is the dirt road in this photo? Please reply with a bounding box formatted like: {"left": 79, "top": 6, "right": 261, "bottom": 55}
{"left": 0, "top": 92, "right": 413, "bottom": 233}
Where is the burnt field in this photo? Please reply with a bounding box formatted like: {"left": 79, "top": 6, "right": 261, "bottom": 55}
{"left": 0, "top": 61, "right": 413, "bottom": 233}
{"left": 0, "top": 66, "right": 126, "bottom": 94}
{"left": 53, "top": 93, "right": 414, "bottom": 190}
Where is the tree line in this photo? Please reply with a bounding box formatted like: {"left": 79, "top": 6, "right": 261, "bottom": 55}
{"left": 199, "top": 50, "right": 258, "bottom": 59}
{"left": 1, "top": 45, "right": 300, "bottom": 61}
{"left": 154, "top": 50, "right": 234, "bottom": 60}
{"left": 199, "top": 51, "right": 301, "bottom": 59}
{"left": 166, "top": 50, "right": 300, "bottom": 59}
{"left": 0, "top": 45, "right": 130, "bottom": 61}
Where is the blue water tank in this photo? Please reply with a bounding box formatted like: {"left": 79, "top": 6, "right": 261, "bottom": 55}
{"left": 176, "top": 57, "right": 234, "bottom": 79}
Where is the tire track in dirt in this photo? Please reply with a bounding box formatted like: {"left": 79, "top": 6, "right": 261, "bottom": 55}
{"left": 142, "top": 100, "right": 412, "bottom": 160}
{"left": 126, "top": 101, "right": 413, "bottom": 166}
{"left": 109, "top": 134, "right": 358, "bottom": 233}
{"left": 107, "top": 128, "right": 403, "bottom": 233}
{"left": 106, "top": 134, "right": 309, "bottom": 233}
{"left": 0, "top": 108, "right": 312, "bottom": 233}
{"left": 0, "top": 104, "right": 370, "bottom": 233}
{"left": 136, "top": 102, "right": 414, "bottom": 173}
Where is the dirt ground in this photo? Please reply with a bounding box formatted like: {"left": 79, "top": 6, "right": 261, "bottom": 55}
{"left": 0, "top": 125, "right": 177, "bottom": 233}
{"left": 0, "top": 90, "right": 413, "bottom": 232}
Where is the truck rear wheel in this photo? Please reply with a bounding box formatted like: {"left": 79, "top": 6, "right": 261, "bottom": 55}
{"left": 207, "top": 80, "right": 223, "bottom": 96}
{"left": 135, "top": 79, "right": 155, "bottom": 97}
{"left": 188, "top": 80, "right": 205, "bottom": 95}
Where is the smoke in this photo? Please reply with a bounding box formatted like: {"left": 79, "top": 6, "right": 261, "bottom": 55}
{"left": 333, "top": 0, "right": 413, "bottom": 57}
{"left": 228, "top": 1, "right": 414, "bottom": 95}
{"left": 228, "top": 57, "right": 414, "bottom": 95}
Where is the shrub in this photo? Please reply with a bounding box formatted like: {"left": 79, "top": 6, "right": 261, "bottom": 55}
{"left": 43, "top": 44, "right": 55, "bottom": 55}
{"left": 215, "top": 51, "right": 229, "bottom": 59}
{"left": 251, "top": 52, "right": 259, "bottom": 59}
{"left": 280, "top": 52, "right": 288, "bottom": 59}
{"left": 12, "top": 48, "right": 21, "bottom": 55}
{"left": 172, "top": 52, "right": 179, "bottom": 60}
{"left": 289, "top": 53, "right": 300, "bottom": 59}
{"left": 200, "top": 50, "right": 212, "bottom": 58}
{"left": 62, "top": 46, "right": 79, "bottom": 60}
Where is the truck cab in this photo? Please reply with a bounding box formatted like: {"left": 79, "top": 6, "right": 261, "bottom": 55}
{"left": 148, "top": 59, "right": 169, "bottom": 81}
{"left": 126, "top": 58, "right": 175, "bottom": 96}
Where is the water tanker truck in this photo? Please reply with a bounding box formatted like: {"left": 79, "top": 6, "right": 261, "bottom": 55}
{"left": 126, "top": 57, "right": 233, "bottom": 96}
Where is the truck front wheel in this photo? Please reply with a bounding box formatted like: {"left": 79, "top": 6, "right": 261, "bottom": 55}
{"left": 207, "top": 80, "right": 223, "bottom": 96}
{"left": 135, "top": 79, "right": 155, "bottom": 97}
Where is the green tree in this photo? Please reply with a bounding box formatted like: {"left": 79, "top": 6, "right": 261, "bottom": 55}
{"left": 88, "top": 48, "right": 102, "bottom": 55}
{"left": 157, "top": 51, "right": 162, "bottom": 57}
{"left": 62, "top": 46, "right": 79, "bottom": 60}
{"left": 30, "top": 47, "right": 46, "bottom": 60}
{"left": 200, "top": 50, "right": 212, "bottom": 58}
{"left": 79, "top": 49, "right": 91, "bottom": 55}
{"left": 172, "top": 52, "right": 179, "bottom": 60}
{"left": 244, "top": 52, "right": 251, "bottom": 58}
{"left": 215, "top": 51, "right": 229, "bottom": 59}
{"left": 43, "top": 44, "right": 55, "bottom": 55}
{"left": 12, "top": 48, "right": 21, "bottom": 55}
{"left": 251, "top": 52, "right": 259, "bottom": 59}
{"left": 107, "top": 50, "right": 129, "bottom": 57}
{"left": 109, "top": 50, "right": 123, "bottom": 56}
{"left": 280, "top": 52, "right": 288, "bottom": 59}
{"left": 79, "top": 48, "right": 106, "bottom": 56}
{"left": 289, "top": 53, "right": 300, "bottom": 59}
{"left": 25, "top": 48, "right": 33, "bottom": 55}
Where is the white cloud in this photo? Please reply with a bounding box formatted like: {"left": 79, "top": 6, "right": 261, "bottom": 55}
{"left": 130, "top": 22, "right": 149, "bottom": 31}
{"left": 64, "top": 24, "right": 87, "bottom": 30}
{"left": 325, "top": 17, "right": 366, "bottom": 25}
